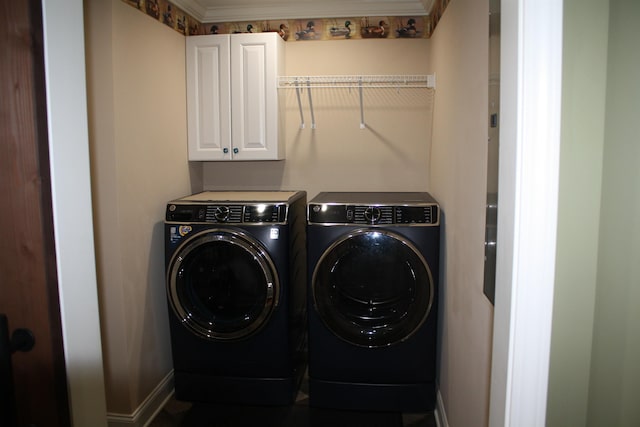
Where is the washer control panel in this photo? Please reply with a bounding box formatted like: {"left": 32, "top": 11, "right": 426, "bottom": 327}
{"left": 166, "top": 203, "right": 287, "bottom": 224}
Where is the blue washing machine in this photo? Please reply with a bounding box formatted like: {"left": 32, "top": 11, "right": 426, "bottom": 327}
{"left": 306, "top": 192, "right": 441, "bottom": 412}
{"left": 164, "top": 191, "right": 307, "bottom": 405}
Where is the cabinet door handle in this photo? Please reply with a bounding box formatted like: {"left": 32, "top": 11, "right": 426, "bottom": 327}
{"left": 233, "top": 148, "right": 239, "bottom": 154}
{"left": 223, "top": 148, "right": 229, "bottom": 154}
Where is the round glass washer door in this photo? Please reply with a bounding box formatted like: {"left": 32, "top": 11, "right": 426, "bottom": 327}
{"left": 167, "top": 229, "right": 279, "bottom": 341}
{"left": 312, "top": 229, "right": 433, "bottom": 348}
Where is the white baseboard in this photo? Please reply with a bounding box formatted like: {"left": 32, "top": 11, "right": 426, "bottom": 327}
{"left": 434, "top": 388, "right": 449, "bottom": 427}
{"left": 106, "top": 370, "right": 174, "bottom": 427}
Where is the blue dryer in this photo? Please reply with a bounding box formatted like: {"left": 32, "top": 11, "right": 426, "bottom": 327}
{"left": 306, "top": 192, "right": 441, "bottom": 412}
{"left": 164, "top": 191, "right": 307, "bottom": 405}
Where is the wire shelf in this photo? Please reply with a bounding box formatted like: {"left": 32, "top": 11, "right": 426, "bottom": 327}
{"left": 278, "top": 74, "right": 435, "bottom": 89}
{"left": 277, "top": 74, "right": 435, "bottom": 129}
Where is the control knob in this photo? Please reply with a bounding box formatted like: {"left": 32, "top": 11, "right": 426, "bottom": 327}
{"left": 214, "top": 206, "right": 230, "bottom": 222}
{"left": 364, "top": 206, "right": 381, "bottom": 224}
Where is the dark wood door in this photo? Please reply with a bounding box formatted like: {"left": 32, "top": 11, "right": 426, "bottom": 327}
{"left": 0, "top": 1, "right": 70, "bottom": 426}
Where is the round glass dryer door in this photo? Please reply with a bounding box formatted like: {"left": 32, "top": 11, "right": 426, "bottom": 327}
{"left": 312, "top": 229, "right": 433, "bottom": 348}
{"left": 167, "top": 229, "right": 279, "bottom": 341}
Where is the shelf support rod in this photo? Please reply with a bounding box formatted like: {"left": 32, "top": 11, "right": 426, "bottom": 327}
{"left": 294, "top": 79, "right": 305, "bottom": 129}
{"left": 307, "top": 78, "right": 316, "bottom": 129}
{"left": 359, "top": 77, "right": 365, "bottom": 129}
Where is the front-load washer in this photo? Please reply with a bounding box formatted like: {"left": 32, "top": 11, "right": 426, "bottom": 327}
{"left": 164, "top": 190, "right": 307, "bottom": 405}
{"left": 306, "top": 192, "right": 440, "bottom": 412}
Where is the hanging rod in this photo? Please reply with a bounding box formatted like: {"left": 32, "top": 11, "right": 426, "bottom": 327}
{"left": 278, "top": 74, "right": 436, "bottom": 89}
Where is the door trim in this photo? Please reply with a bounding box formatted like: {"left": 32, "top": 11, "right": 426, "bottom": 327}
{"left": 489, "top": 0, "right": 563, "bottom": 425}
{"left": 42, "top": 0, "right": 107, "bottom": 424}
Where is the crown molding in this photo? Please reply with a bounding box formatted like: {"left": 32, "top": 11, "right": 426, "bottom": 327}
{"left": 171, "top": 0, "right": 432, "bottom": 23}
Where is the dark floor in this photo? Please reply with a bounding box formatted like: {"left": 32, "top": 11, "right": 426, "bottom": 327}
{"left": 149, "top": 375, "right": 437, "bottom": 427}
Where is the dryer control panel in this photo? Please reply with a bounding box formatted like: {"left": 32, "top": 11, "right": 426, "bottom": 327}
{"left": 308, "top": 203, "right": 439, "bottom": 226}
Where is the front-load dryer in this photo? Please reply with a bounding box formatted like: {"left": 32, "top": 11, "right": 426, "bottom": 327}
{"left": 164, "top": 191, "right": 307, "bottom": 405}
{"left": 306, "top": 192, "right": 440, "bottom": 412}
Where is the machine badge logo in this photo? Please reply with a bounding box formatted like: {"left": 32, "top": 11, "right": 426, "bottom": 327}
{"left": 179, "top": 225, "right": 192, "bottom": 236}
{"left": 270, "top": 227, "right": 279, "bottom": 240}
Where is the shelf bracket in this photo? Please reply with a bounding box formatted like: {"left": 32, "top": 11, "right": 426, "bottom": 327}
{"left": 358, "top": 77, "right": 365, "bottom": 129}
{"left": 307, "top": 79, "right": 316, "bottom": 129}
{"left": 294, "top": 79, "right": 305, "bottom": 129}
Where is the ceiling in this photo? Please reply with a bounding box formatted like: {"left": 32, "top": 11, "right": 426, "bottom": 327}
{"left": 171, "top": 0, "right": 436, "bottom": 23}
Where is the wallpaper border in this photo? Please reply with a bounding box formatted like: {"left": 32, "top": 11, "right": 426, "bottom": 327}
{"left": 121, "top": 0, "right": 451, "bottom": 40}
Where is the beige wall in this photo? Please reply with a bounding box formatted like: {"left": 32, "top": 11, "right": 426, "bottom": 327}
{"left": 85, "top": 0, "right": 493, "bottom": 422}
{"left": 202, "top": 38, "right": 433, "bottom": 197}
{"left": 428, "top": 0, "right": 493, "bottom": 426}
{"left": 86, "top": 1, "right": 436, "bottom": 415}
{"left": 85, "top": 0, "right": 197, "bottom": 415}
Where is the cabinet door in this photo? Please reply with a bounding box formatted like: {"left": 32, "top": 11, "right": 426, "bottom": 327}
{"left": 186, "top": 35, "right": 232, "bottom": 160}
{"left": 230, "top": 33, "right": 285, "bottom": 161}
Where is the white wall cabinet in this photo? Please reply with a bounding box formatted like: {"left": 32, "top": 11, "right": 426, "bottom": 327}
{"left": 186, "top": 33, "right": 285, "bottom": 161}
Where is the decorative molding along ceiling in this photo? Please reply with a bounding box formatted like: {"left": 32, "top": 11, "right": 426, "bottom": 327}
{"left": 171, "top": 0, "right": 436, "bottom": 23}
